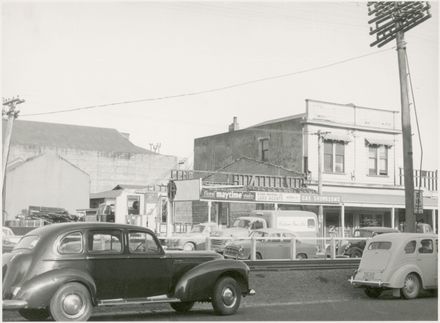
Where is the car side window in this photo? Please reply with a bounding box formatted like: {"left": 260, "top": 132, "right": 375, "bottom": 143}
{"left": 418, "top": 239, "right": 433, "bottom": 254}
{"left": 404, "top": 240, "right": 416, "bottom": 254}
{"left": 58, "top": 231, "right": 83, "bottom": 254}
{"left": 268, "top": 233, "right": 281, "bottom": 242}
{"left": 128, "top": 231, "right": 160, "bottom": 254}
{"left": 88, "top": 231, "right": 122, "bottom": 253}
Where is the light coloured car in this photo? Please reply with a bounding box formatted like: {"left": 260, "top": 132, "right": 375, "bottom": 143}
{"left": 349, "top": 232, "right": 437, "bottom": 299}
{"left": 163, "top": 222, "right": 219, "bottom": 250}
{"left": 2, "top": 227, "right": 22, "bottom": 253}
{"left": 224, "top": 228, "right": 318, "bottom": 260}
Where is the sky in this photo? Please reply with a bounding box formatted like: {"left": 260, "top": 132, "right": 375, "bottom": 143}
{"left": 2, "top": 1, "right": 439, "bottom": 170}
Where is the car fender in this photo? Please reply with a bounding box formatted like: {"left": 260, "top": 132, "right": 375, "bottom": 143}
{"left": 388, "top": 264, "right": 423, "bottom": 288}
{"left": 16, "top": 268, "right": 97, "bottom": 308}
{"left": 346, "top": 246, "right": 363, "bottom": 256}
{"left": 173, "top": 259, "right": 249, "bottom": 301}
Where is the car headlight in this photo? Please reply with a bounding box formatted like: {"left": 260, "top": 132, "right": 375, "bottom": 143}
{"left": 238, "top": 247, "right": 246, "bottom": 257}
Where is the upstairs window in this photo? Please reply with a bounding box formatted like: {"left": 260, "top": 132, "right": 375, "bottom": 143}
{"left": 260, "top": 138, "right": 269, "bottom": 161}
{"left": 368, "top": 145, "right": 388, "bottom": 176}
{"left": 324, "top": 141, "right": 345, "bottom": 173}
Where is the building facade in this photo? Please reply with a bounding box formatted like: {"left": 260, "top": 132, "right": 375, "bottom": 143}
{"left": 4, "top": 120, "right": 178, "bottom": 193}
{"left": 4, "top": 152, "right": 90, "bottom": 221}
{"left": 193, "top": 99, "right": 438, "bottom": 236}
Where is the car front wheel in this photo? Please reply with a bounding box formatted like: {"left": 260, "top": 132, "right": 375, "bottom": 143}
{"left": 183, "top": 242, "right": 196, "bottom": 251}
{"left": 296, "top": 253, "right": 308, "bottom": 260}
{"left": 49, "top": 282, "right": 93, "bottom": 321}
{"left": 19, "top": 308, "right": 50, "bottom": 321}
{"left": 170, "top": 301, "right": 195, "bottom": 313}
{"left": 401, "top": 273, "right": 421, "bottom": 299}
{"left": 211, "top": 277, "right": 241, "bottom": 315}
{"left": 364, "top": 287, "right": 383, "bottom": 298}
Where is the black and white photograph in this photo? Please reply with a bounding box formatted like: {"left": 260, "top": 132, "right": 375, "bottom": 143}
{"left": 1, "top": 1, "right": 438, "bottom": 321}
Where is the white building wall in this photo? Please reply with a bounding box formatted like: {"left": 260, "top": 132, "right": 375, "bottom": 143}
{"left": 8, "top": 145, "right": 178, "bottom": 193}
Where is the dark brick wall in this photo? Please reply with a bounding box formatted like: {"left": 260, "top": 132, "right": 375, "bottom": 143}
{"left": 194, "top": 117, "right": 304, "bottom": 173}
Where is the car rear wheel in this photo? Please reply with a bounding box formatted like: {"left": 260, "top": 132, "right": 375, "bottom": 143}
{"left": 349, "top": 249, "right": 362, "bottom": 258}
{"left": 211, "top": 276, "right": 241, "bottom": 315}
{"left": 401, "top": 273, "right": 421, "bottom": 299}
{"left": 296, "top": 253, "right": 308, "bottom": 259}
{"left": 49, "top": 282, "right": 92, "bottom": 321}
{"left": 183, "top": 242, "right": 196, "bottom": 251}
{"left": 170, "top": 301, "right": 195, "bottom": 313}
{"left": 256, "top": 252, "right": 263, "bottom": 260}
{"left": 364, "top": 287, "right": 383, "bottom": 298}
{"left": 19, "top": 308, "right": 50, "bottom": 321}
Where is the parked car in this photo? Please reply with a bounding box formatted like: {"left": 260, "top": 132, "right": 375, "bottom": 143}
{"left": 224, "top": 228, "right": 318, "bottom": 260}
{"left": 341, "top": 227, "right": 400, "bottom": 258}
{"left": 2, "top": 227, "right": 22, "bottom": 253}
{"left": 2, "top": 222, "right": 255, "bottom": 321}
{"left": 349, "top": 232, "right": 438, "bottom": 299}
{"left": 161, "top": 222, "right": 219, "bottom": 250}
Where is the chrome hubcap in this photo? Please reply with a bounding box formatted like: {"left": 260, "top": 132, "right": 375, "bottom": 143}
{"left": 62, "top": 294, "right": 84, "bottom": 316}
{"left": 222, "top": 287, "right": 237, "bottom": 308}
{"left": 405, "top": 278, "right": 415, "bottom": 294}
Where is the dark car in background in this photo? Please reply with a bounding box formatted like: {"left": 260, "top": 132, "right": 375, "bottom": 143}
{"left": 2, "top": 222, "right": 254, "bottom": 321}
{"left": 342, "top": 227, "right": 400, "bottom": 258}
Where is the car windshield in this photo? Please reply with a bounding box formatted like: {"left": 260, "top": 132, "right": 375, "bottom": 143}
{"left": 13, "top": 235, "right": 39, "bottom": 250}
{"left": 190, "top": 225, "right": 205, "bottom": 233}
{"left": 354, "top": 230, "right": 373, "bottom": 238}
{"left": 232, "top": 219, "right": 250, "bottom": 228}
{"left": 250, "top": 231, "right": 268, "bottom": 238}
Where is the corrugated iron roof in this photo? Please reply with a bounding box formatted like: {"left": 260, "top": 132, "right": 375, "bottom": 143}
{"left": 3, "top": 120, "right": 153, "bottom": 154}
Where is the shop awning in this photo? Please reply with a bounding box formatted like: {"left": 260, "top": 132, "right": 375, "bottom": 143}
{"left": 330, "top": 192, "right": 438, "bottom": 208}
{"left": 365, "top": 138, "right": 394, "bottom": 147}
{"left": 322, "top": 133, "right": 352, "bottom": 142}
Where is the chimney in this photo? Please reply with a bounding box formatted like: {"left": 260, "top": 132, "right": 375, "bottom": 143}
{"left": 228, "top": 116, "right": 239, "bottom": 132}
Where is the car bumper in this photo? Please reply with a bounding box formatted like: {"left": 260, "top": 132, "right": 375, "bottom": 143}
{"left": 2, "top": 299, "right": 28, "bottom": 310}
{"left": 349, "top": 277, "right": 388, "bottom": 288}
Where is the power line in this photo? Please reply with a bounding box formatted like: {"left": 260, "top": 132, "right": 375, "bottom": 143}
{"left": 22, "top": 48, "right": 394, "bottom": 117}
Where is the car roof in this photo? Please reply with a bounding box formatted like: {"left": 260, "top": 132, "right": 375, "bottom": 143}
{"left": 23, "top": 222, "right": 154, "bottom": 237}
{"left": 371, "top": 232, "right": 438, "bottom": 242}
{"left": 357, "top": 227, "right": 399, "bottom": 232}
{"left": 253, "top": 228, "right": 295, "bottom": 234}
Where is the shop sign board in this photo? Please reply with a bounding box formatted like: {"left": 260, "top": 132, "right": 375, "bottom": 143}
{"left": 200, "top": 189, "right": 256, "bottom": 201}
{"left": 414, "top": 190, "right": 423, "bottom": 214}
{"left": 255, "top": 191, "right": 301, "bottom": 203}
{"left": 300, "top": 194, "right": 341, "bottom": 204}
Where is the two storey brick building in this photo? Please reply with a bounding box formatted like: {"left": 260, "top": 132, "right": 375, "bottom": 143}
{"left": 193, "top": 99, "right": 438, "bottom": 236}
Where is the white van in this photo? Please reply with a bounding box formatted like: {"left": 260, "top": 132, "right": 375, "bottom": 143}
{"left": 252, "top": 210, "right": 319, "bottom": 244}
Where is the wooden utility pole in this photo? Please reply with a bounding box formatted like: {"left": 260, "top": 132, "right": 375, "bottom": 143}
{"left": 367, "top": 2, "right": 431, "bottom": 232}
{"left": 2, "top": 96, "right": 24, "bottom": 224}
{"left": 313, "top": 130, "right": 329, "bottom": 247}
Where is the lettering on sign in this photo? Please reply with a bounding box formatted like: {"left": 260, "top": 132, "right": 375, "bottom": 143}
{"left": 200, "top": 189, "right": 256, "bottom": 201}
{"left": 255, "top": 192, "right": 301, "bottom": 203}
{"left": 300, "top": 194, "right": 341, "bottom": 204}
{"left": 414, "top": 190, "right": 423, "bottom": 214}
{"left": 232, "top": 174, "right": 304, "bottom": 189}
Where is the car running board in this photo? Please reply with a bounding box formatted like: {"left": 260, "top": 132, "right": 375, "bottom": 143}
{"left": 97, "top": 295, "right": 181, "bottom": 307}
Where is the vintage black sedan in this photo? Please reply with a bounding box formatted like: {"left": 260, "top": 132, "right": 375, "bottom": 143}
{"left": 2, "top": 223, "right": 254, "bottom": 321}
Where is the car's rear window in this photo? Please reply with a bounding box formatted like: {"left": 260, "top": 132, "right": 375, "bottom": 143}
{"left": 13, "top": 235, "right": 39, "bottom": 250}
{"left": 367, "top": 241, "right": 392, "bottom": 250}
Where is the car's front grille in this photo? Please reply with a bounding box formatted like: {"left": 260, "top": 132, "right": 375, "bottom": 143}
{"left": 224, "top": 246, "right": 239, "bottom": 258}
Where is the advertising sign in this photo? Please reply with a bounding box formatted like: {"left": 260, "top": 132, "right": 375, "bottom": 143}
{"left": 255, "top": 191, "right": 301, "bottom": 203}
{"left": 300, "top": 194, "right": 341, "bottom": 204}
{"left": 414, "top": 190, "right": 423, "bottom": 214}
{"left": 200, "top": 189, "right": 256, "bottom": 202}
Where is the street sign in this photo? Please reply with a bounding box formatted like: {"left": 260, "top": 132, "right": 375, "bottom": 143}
{"left": 167, "top": 180, "right": 177, "bottom": 201}
{"left": 414, "top": 190, "right": 423, "bottom": 214}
